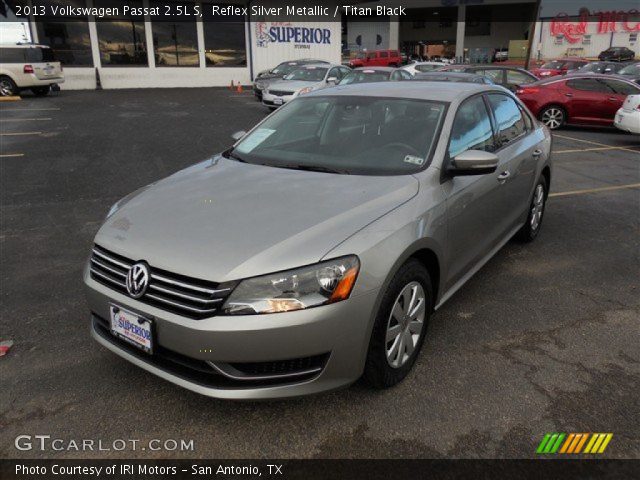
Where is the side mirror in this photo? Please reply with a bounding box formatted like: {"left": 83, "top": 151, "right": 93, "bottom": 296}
{"left": 449, "top": 150, "right": 499, "bottom": 176}
{"left": 231, "top": 130, "right": 247, "bottom": 141}
{"left": 327, "top": 77, "right": 338, "bottom": 84}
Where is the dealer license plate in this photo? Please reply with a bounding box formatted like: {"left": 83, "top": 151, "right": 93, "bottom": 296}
{"left": 109, "top": 304, "right": 153, "bottom": 354}
{"left": 273, "top": 97, "right": 283, "bottom": 105}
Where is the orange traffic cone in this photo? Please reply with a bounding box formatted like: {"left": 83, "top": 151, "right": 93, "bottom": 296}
{"left": 236, "top": 82, "right": 243, "bottom": 93}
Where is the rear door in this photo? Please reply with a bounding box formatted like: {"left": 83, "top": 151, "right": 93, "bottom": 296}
{"left": 26, "top": 47, "right": 62, "bottom": 80}
{"left": 563, "top": 78, "right": 610, "bottom": 124}
{"left": 442, "top": 94, "right": 504, "bottom": 290}
{"left": 598, "top": 78, "right": 640, "bottom": 121}
{"left": 486, "top": 93, "right": 539, "bottom": 233}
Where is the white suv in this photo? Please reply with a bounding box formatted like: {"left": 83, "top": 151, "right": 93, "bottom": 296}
{"left": 0, "top": 44, "right": 64, "bottom": 96}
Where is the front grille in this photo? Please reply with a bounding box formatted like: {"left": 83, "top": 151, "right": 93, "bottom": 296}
{"left": 229, "top": 354, "right": 329, "bottom": 377}
{"left": 268, "top": 90, "right": 294, "bottom": 96}
{"left": 89, "top": 244, "right": 233, "bottom": 319}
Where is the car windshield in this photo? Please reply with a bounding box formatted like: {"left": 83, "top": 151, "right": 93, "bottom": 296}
{"left": 272, "top": 63, "right": 299, "bottom": 75}
{"left": 339, "top": 71, "right": 389, "bottom": 85}
{"left": 619, "top": 63, "right": 640, "bottom": 76}
{"left": 229, "top": 96, "right": 447, "bottom": 175}
{"left": 541, "top": 60, "right": 565, "bottom": 69}
{"left": 284, "top": 67, "right": 328, "bottom": 82}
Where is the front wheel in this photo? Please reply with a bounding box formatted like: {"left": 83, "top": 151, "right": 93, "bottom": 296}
{"left": 515, "top": 175, "right": 548, "bottom": 242}
{"left": 540, "top": 105, "right": 566, "bottom": 130}
{"left": 363, "top": 259, "right": 432, "bottom": 389}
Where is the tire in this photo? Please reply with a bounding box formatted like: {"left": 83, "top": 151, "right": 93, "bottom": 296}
{"left": 515, "top": 175, "right": 548, "bottom": 243}
{"left": 31, "top": 86, "right": 50, "bottom": 96}
{"left": 539, "top": 105, "right": 566, "bottom": 130}
{"left": 363, "top": 259, "right": 432, "bottom": 389}
{"left": 0, "top": 76, "right": 18, "bottom": 96}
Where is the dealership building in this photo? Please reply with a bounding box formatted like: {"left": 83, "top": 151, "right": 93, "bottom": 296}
{"left": 1, "top": 0, "right": 638, "bottom": 90}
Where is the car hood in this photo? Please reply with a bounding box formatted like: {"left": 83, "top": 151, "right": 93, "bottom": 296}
{"left": 255, "top": 73, "right": 283, "bottom": 83}
{"left": 268, "top": 80, "right": 320, "bottom": 92}
{"left": 95, "top": 157, "right": 419, "bottom": 282}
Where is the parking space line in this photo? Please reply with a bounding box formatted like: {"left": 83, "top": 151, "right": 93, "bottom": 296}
{"left": 0, "top": 131, "right": 42, "bottom": 136}
{"left": 0, "top": 108, "right": 60, "bottom": 111}
{"left": 0, "top": 118, "right": 52, "bottom": 122}
{"left": 0, "top": 153, "right": 25, "bottom": 158}
{"left": 553, "top": 145, "right": 640, "bottom": 154}
{"left": 553, "top": 134, "right": 640, "bottom": 155}
{"left": 550, "top": 183, "right": 640, "bottom": 198}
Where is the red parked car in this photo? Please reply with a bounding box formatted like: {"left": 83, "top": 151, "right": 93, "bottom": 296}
{"left": 516, "top": 74, "right": 640, "bottom": 129}
{"left": 349, "top": 50, "right": 402, "bottom": 68}
{"left": 530, "top": 58, "right": 589, "bottom": 78}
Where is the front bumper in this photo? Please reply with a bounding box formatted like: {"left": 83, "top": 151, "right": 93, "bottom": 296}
{"left": 261, "top": 92, "right": 295, "bottom": 108}
{"left": 614, "top": 108, "right": 640, "bottom": 134}
{"left": 84, "top": 266, "right": 380, "bottom": 400}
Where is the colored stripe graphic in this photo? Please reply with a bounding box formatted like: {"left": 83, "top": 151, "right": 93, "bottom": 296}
{"left": 537, "top": 433, "right": 612, "bottom": 454}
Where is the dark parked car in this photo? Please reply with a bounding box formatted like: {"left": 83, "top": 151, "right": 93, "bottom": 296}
{"left": 338, "top": 67, "right": 412, "bottom": 85}
{"left": 515, "top": 74, "right": 640, "bottom": 129}
{"left": 570, "top": 61, "right": 631, "bottom": 75}
{"left": 440, "top": 65, "right": 538, "bottom": 91}
{"left": 412, "top": 72, "right": 494, "bottom": 84}
{"left": 598, "top": 47, "right": 635, "bottom": 62}
{"left": 253, "top": 59, "right": 329, "bottom": 99}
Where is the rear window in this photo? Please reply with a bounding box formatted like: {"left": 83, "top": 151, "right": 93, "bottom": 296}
{"left": 25, "top": 48, "right": 56, "bottom": 62}
{"left": 0, "top": 48, "right": 26, "bottom": 63}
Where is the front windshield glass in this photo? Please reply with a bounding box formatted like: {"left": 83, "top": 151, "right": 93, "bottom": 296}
{"left": 541, "top": 60, "right": 565, "bottom": 69}
{"left": 272, "top": 63, "right": 299, "bottom": 75}
{"left": 231, "top": 96, "right": 447, "bottom": 175}
{"left": 619, "top": 63, "right": 640, "bottom": 76}
{"left": 284, "top": 67, "right": 328, "bottom": 82}
{"left": 339, "top": 71, "right": 389, "bottom": 85}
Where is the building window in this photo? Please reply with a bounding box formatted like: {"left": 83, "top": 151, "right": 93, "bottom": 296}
{"left": 202, "top": 3, "right": 246, "bottom": 67}
{"left": 630, "top": 33, "right": 638, "bottom": 43}
{"left": 150, "top": 1, "right": 199, "bottom": 66}
{"left": 582, "top": 35, "right": 591, "bottom": 45}
{"left": 95, "top": 0, "right": 148, "bottom": 66}
{"left": 554, "top": 35, "right": 564, "bottom": 45}
{"left": 36, "top": 0, "right": 93, "bottom": 67}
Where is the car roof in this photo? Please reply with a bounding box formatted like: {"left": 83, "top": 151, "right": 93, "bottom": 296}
{"left": 353, "top": 67, "right": 395, "bottom": 72}
{"left": 306, "top": 80, "right": 504, "bottom": 102}
{"left": 414, "top": 72, "right": 487, "bottom": 80}
{"left": 298, "top": 63, "right": 335, "bottom": 69}
{"left": 0, "top": 43, "right": 50, "bottom": 49}
{"left": 533, "top": 73, "right": 639, "bottom": 85}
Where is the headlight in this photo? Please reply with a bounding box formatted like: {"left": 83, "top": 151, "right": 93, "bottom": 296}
{"left": 298, "top": 86, "right": 313, "bottom": 95}
{"left": 221, "top": 256, "right": 359, "bottom": 315}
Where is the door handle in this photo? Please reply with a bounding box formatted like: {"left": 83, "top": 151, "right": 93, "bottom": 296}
{"left": 608, "top": 97, "right": 619, "bottom": 102}
{"left": 564, "top": 92, "right": 573, "bottom": 97}
{"left": 532, "top": 149, "right": 543, "bottom": 157}
{"left": 497, "top": 171, "right": 511, "bottom": 182}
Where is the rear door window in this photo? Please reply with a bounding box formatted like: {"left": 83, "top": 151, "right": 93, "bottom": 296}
{"left": 25, "top": 48, "right": 56, "bottom": 63}
{"left": 448, "top": 96, "right": 496, "bottom": 158}
{"left": 475, "top": 69, "right": 504, "bottom": 84}
{"left": 380, "top": 51, "right": 389, "bottom": 58}
{"left": 486, "top": 94, "right": 527, "bottom": 146}
{"left": 566, "top": 78, "right": 608, "bottom": 93}
{"left": 0, "top": 48, "right": 26, "bottom": 63}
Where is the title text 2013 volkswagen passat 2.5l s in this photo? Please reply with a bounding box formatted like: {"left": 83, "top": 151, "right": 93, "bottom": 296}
{"left": 85, "top": 82, "right": 552, "bottom": 400}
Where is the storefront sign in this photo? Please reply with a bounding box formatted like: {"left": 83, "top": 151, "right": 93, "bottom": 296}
{"left": 551, "top": 9, "right": 640, "bottom": 43}
{"left": 256, "top": 22, "right": 332, "bottom": 48}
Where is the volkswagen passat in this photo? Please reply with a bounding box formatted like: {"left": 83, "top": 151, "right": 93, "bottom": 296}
{"left": 85, "top": 82, "right": 552, "bottom": 400}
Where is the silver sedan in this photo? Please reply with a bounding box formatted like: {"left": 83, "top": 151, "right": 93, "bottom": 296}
{"left": 85, "top": 82, "right": 552, "bottom": 400}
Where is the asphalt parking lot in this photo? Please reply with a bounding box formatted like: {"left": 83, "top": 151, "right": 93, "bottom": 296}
{"left": 0, "top": 88, "right": 638, "bottom": 459}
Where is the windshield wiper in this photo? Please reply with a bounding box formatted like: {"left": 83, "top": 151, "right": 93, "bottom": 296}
{"left": 222, "top": 149, "right": 247, "bottom": 163}
{"left": 277, "top": 164, "right": 349, "bottom": 174}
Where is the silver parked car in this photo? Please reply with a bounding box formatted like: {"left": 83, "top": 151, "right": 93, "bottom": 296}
{"left": 85, "top": 82, "right": 552, "bottom": 400}
{"left": 261, "top": 63, "right": 350, "bottom": 109}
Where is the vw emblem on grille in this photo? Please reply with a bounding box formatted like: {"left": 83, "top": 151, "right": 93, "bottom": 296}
{"left": 126, "top": 262, "right": 149, "bottom": 299}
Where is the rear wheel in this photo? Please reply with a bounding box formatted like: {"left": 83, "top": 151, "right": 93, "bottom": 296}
{"left": 364, "top": 259, "right": 432, "bottom": 388}
{"left": 0, "top": 76, "right": 18, "bottom": 96}
{"left": 515, "top": 175, "right": 548, "bottom": 242}
{"left": 540, "top": 105, "right": 566, "bottom": 130}
{"left": 31, "top": 86, "right": 50, "bottom": 96}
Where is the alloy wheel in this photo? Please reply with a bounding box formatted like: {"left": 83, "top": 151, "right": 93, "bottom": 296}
{"left": 541, "top": 108, "right": 564, "bottom": 129}
{"left": 385, "top": 281, "right": 426, "bottom": 368}
{"left": 530, "top": 183, "right": 545, "bottom": 231}
{"left": 0, "top": 80, "right": 14, "bottom": 96}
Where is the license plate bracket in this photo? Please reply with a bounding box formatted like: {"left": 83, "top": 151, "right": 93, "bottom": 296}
{"left": 109, "top": 304, "right": 154, "bottom": 354}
